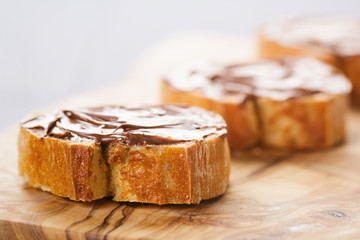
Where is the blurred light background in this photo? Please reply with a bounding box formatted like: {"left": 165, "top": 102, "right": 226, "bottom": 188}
{"left": 1, "top": 0, "right": 359, "bottom": 130}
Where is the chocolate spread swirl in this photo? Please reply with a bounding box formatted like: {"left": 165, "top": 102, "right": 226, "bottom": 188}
{"left": 21, "top": 105, "right": 227, "bottom": 145}
{"left": 165, "top": 57, "right": 351, "bottom": 102}
{"left": 261, "top": 16, "right": 360, "bottom": 57}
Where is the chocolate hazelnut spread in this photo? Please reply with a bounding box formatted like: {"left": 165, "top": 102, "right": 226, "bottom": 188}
{"left": 261, "top": 16, "right": 360, "bottom": 57}
{"left": 21, "top": 105, "right": 227, "bottom": 145}
{"left": 164, "top": 57, "right": 351, "bottom": 102}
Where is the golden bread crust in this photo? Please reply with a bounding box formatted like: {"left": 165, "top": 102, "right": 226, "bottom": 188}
{"left": 338, "top": 55, "right": 360, "bottom": 105}
{"left": 109, "top": 135, "right": 230, "bottom": 204}
{"left": 18, "top": 127, "right": 108, "bottom": 201}
{"left": 258, "top": 33, "right": 338, "bottom": 66}
{"left": 257, "top": 94, "right": 347, "bottom": 149}
{"left": 18, "top": 126, "right": 230, "bottom": 204}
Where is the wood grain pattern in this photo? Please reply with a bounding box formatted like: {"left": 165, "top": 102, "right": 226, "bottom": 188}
{"left": 1, "top": 34, "right": 360, "bottom": 239}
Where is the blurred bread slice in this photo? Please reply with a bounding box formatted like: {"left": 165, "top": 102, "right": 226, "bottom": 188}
{"left": 161, "top": 57, "right": 351, "bottom": 149}
{"left": 258, "top": 16, "right": 360, "bottom": 104}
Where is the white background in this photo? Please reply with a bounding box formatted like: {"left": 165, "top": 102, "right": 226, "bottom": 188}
{"left": 1, "top": 0, "right": 359, "bottom": 130}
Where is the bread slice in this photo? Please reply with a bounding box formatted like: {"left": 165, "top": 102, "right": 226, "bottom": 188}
{"left": 161, "top": 57, "right": 351, "bottom": 149}
{"left": 18, "top": 105, "right": 230, "bottom": 204}
{"left": 258, "top": 16, "right": 360, "bottom": 104}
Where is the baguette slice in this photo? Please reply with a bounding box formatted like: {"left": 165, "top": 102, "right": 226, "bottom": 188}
{"left": 18, "top": 105, "right": 230, "bottom": 204}
{"left": 258, "top": 16, "right": 360, "bottom": 104}
{"left": 161, "top": 57, "right": 351, "bottom": 149}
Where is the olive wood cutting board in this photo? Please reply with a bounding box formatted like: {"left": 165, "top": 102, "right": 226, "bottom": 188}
{"left": 1, "top": 33, "right": 360, "bottom": 240}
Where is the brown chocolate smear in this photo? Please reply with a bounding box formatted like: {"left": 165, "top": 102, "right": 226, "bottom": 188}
{"left": 165, "top": 57, "right": 351, "bottom": 102}
{"left": 21, "top": 105, "right": 227, "bottom": 145}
